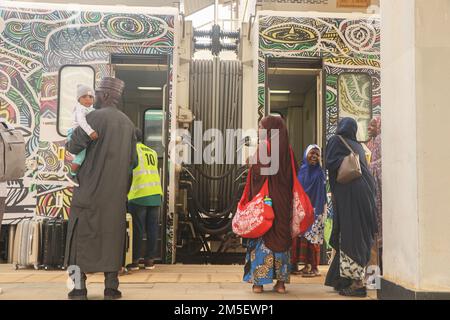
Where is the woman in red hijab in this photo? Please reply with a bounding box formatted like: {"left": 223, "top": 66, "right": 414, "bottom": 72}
{"left": 243, "top": 116, "right": 295, "bottom": 294}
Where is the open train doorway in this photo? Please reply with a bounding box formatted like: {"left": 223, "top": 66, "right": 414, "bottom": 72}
{"left": 266, "top": 58, "right": 330, "bottom": 265}
{"left": 266, "top": 58, "right": 324, "bottom": 162}
{"left": 111, "top": 54, "right": 170, "bottom": 263}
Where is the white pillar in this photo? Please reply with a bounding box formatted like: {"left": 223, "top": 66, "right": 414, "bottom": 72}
{"left": 381, "top": 0, "right": 450, "bottom": 298}
{"left": 415, "top": 0, "right": 450, "bottom": 293}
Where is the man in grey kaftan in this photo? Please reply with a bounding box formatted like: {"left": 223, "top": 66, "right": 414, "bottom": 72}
{"left": 64, "top": 77, "right": 136, "bottom": 300}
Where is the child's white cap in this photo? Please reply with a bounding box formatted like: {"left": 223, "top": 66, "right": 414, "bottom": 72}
{"left": 77, "top": 84, "right": 95, "bottom": 100}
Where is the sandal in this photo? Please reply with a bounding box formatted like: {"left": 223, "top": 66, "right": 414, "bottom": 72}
{"left": 333, "top": 278, "right": 352, "bottom": 292}
{"left": 273, "top": 285, "right": 287, "bottom": 294}
{"left": 273, "top": 282, "right": 287, "bottom": 294}
{"left": 339, "top": 286, "right": 367, "bottom": 298}
{"left": 295, "top": 264, "right": 311, "bottom": 275}
{"left": 302, "top": 269, "right": 321, "bottom": 278}
{"left": 252, "top": 285, "right": 263, "bottom": 294}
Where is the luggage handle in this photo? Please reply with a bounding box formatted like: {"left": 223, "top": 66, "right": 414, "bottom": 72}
{"left": 4, "top": 216, "right": 32, "bottom": 225}
{"left": 126, "top": 229, "right": 130, "bottom": 252}
{"left": 29, "top": 232, "right": 33, "bottom": 257}
{"left": 0, "top": 122, "right": 10, "bottom": 131}
{"left": 0, "top": 123, "right": 16, "bottom": 136}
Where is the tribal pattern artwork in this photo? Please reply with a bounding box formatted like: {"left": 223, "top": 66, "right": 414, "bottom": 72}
{"left": 36, "top": 185, "right": 73, "bottom": 219}
{"left": 258, "top": 15, "right": 381, "bottom": 255}
{"left": 0, "top": 5, "right": 175, "bottom": 239}
{"left": 338, "top": 73, "right": 372, "bottom": 141}
{"left": 258, "top": 15, "right": 381, "bottom": 139}
{"left": 324, "top": 56, "right": 380, "bottom": 140}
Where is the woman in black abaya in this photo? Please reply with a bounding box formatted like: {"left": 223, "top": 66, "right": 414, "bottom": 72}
{"left": 324, "top": 117, "right": 378, "bottom": 298}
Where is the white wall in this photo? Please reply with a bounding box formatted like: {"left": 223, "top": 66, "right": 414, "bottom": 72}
{"left": 287, "top": 107, "right": 303, "bottom": 161}
{"left": 240, "top": 20, "right": 260, "bottom": 161}
{"left": 415, "top": 0, "right": 450, "bottom": 291}
{"left": 303, "top": 84, "right": 316, "bottom": 150}
{"left": 382, "top": 0, "right": 450, "bottom": 292}
{"left": 381, "top": 0, "right": 420, "bottom": 290}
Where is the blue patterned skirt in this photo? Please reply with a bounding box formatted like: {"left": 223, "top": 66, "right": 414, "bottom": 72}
{"left": 243, "top": 238, "right": 291, "bottom": 285}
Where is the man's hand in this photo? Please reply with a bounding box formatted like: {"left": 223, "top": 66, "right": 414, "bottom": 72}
{"left": 90, "top": 131, "right": 99, "bottom": 140}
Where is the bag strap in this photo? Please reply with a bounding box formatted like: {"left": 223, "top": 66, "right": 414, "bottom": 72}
{"left": 289, "top": 147, "right": 297, "bottom": 177}
{"left": 242, "top": 140, "right": 271, "bottom": 201}
{"left": 0, "top": 122, "right": 15, "bottom": 135}
{"left": 337, "top": 135, "right": 356, "bottom": 154}
{"left": 239, "top": 165, "right": 252, "bottom": 204}
{"left": 244, "top": 166, "right": 252, "bottom": 193}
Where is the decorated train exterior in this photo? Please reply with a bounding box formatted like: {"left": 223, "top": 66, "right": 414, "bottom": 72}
{"left": 252, "top": 11, "right": 380, "bottom": 260}
{"left": 0, "top": 1, "right": 380, "bottom": 263}
{"left": 0, "top": 2, "right": 179, "bottom": 262}
{"left": 254, "top": 11, "right": 380, "bottom": 139}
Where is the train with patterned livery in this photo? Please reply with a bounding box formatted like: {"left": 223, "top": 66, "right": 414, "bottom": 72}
{"left": 0, "top": 0, "right": 380, "bottom": 265}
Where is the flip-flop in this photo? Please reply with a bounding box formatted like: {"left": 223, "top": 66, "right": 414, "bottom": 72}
{"left": 301, "top": 265, "right": 312, "bottom": 274}
{"left": 302, "top": 270, "right": 321, "bottom": 278}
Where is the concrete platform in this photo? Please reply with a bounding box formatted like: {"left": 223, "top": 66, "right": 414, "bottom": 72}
{"left": 0, "top": 264, "right": 376, "bottom": 300}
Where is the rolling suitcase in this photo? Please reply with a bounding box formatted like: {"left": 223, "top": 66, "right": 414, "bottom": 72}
{"left": 123, "top": 213, "right": 133, "bottom": 272}
{"left": 7, "top": 224, "right": 16, "bottom": 263}
{"left": 0, "top": 225, "right": 8, "bottom": 263}
{"left": 13, "top": 219, "right": 42, "bottom": 270}
{"left": 41, "top": 218, "right": 68, "bottom": 270}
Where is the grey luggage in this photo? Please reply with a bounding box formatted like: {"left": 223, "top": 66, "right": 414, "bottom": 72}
{"left": 0, "top": 121, "right": 26, "bottom": 182}
{"left": 13, "top": 219, "right": 41, "bottom": 270}
{"left": 7, "top": 224, "right": 16, "bottom": 263}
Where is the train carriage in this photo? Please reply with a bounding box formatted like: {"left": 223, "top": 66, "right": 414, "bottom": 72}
{"left": 253, "top": 11, "right": 380, "bottom": 159}
{"left": 0, "top": 1, "right": 380, "bottom": 265}
{"left": 0, "top": 1, "right": 179, "bottom": 263}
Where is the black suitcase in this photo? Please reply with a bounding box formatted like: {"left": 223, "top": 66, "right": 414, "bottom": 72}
{"left": 0, "top": 225, "right": 9, "bottom": 263}
{"left": 41, "top": 218, "right": 68, "bottom": 270}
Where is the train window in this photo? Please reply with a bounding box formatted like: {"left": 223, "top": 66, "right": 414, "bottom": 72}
{"left": 58, "top": 65, "right": 95, "bottom": 136}
{"left": 338, "top": 73, "right": 372, "bottom": 142}
{"left": 143, "top": 109, "right": 164, "bottom": 157}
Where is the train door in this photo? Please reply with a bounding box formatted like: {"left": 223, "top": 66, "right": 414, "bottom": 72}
{"left": 265, "top": 57, "right": 330, "bottom": 264}
{"left": 266, "top": 58, "right": 324, "bottom": 162}
{"left": 110, "top": 54, "right": 170, "bottom": 263}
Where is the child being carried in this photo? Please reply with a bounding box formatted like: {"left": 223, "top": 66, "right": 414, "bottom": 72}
{"left": 66, "top": 84, "right": 98, "bottom": 187}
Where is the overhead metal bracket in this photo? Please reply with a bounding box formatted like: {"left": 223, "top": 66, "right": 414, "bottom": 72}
{"left": 248, "top": 14, "right": 255, "bottom": 42}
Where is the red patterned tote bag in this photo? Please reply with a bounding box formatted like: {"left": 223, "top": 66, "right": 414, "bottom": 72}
{"left": 289, "top": 147, "right": 315, "bottom": 238}
{"left": 232, "top": 168, "right": 275, "bottom": 239}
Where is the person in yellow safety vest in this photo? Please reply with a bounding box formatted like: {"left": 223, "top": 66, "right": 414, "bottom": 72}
{"left": 127, "top": 128, "right": 163, "bottom": 271}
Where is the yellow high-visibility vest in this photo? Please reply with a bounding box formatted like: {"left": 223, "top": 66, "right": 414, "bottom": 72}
{"left": 128, "top": 143, "right": 163, "bottom": 201}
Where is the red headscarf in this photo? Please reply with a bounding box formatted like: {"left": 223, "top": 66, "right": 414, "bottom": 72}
{"left": 249, "top": 116, "right": 295, "bottom": 252}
